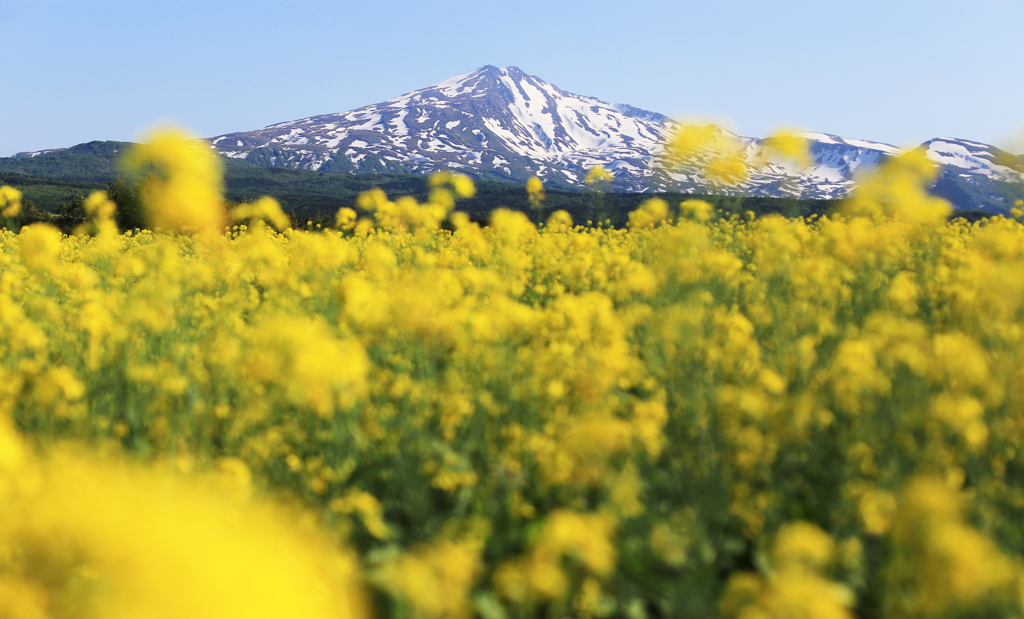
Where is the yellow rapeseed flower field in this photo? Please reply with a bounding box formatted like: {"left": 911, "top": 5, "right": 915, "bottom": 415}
{"left": 3, "top": 126, "right": 1024, "bottom": 619}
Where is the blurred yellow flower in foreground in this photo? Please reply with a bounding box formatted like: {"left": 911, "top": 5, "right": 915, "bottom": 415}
{"left": 666, "top": 124, "right": 733, "bottom": 160}
{"left": 759, "top": 128, "right": 812, "bottom": 168}
{"left": 842, "top": 147, "right": 951, "bottom": 226}
{"left": 231, "top": 195, "right": 291, "bottom": 231}
{"left": 628, "top": 197, "right": 669, "bottom": 229}
{"left": 122, "top": 126, "right": 226, "bottom": 233}
{"left": 19, "top": 223, "right": 63, "bottom": 271}
{"left": 721, "top": 522, "right": 854, "bottom": 619}
{"left": 527, "top": 176, "right": 545, "bottom": 216}
{"left": 665, "top": 123, "right": 749, "bottom": 186}
{"left": 680, "top": 198, "right": 715, "bottom": 221}
{"left": 0, "top": 185, "right": 22, "bottom": 218}
{"left": 75, "top": 190, "right": 119, "bottom": 236}
{"left": 585, "top": 165, "right": 614, "bottom": 186}
{"left": 885, "top": 477, "right": 1017, "bottom": 619}
{"left": 0, "top": 417, "right": 366, "bottom": 619}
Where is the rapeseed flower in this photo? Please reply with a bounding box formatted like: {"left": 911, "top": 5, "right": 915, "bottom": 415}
{"left": 121, "top": 126, "right": 226, "bottom": 232}
{"left": 0, "top": 185, "right": 22, "bottom": 218}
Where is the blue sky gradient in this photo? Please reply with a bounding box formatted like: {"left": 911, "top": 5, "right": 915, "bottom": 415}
{"left": 2, "top": 0, "right": 1022, "bottom": 156}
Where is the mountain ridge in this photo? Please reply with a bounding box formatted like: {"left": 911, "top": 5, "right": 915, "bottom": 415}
{"left": 12, "top": 66, "right": 1024, "bottom": 213}
{"left": 199, "top": 65, "right": 1024, "bottom": 213}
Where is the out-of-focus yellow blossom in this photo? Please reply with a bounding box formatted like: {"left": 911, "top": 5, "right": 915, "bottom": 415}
{"left": 572, "top": 577, "right": 613, "bottom": 619}
{"left": 244, "top": 315, "right": 369, "bottom": 416}
{"left": 495, "top": 510, "right": 615, "bottom": 607}
{"left": 930, "top": 393, "right": 988, "bottom": 449}
{"left": 628, "top": 197, "right": 670, "bottom": 229}
{"left": 632, "top": 398, "right": 669, "bottom": 457}
{"left": 885, "top": 477, "right": 1017, "bottom": 619}
{"left": 452, "top": 175, "right": 475, "bottom": 198}
{"left": 0, "top": 185, "right": 22, "bottom": 218}
{"left": 545, "top": 209, "right": 573, "bottom": 232}
{"left": 858, "top": 488, "right": 897, "bottom": 535}
{"left": 533, "top": 510, "right": 617, "bottom": 576}
{"left": 0, "top": 434, "right": 365, "bottom": 619}
{"left": 759, "top": 128, "right": 812, "bottom": 168}
{"left": 721, "top": 523, "right": 854, "bottom": 619}
{"left": 121, "top": 126, "right": 226, "bottom": 233}
{"left": 1012, "top": 199, "right": 1024, "bottom": 219}
{"left": 378, "top": 537, "right": 482, "bottom": 619}
{"left": 330, "top": 489, "right": 390, "bottom": 540}
{"left": 490, "top": 208, "right": 536, "bottom": 242}
{"left": 705, "top": 154, "right": 749, "bottom": 185}
{"left": 231, "top": 196, "right": 290, "bottom": 230}
{"left": 215, "top": 456, "right": 253, "bottom": 501}
{"left": 610, "top": 463, "right": 645, "bottom": 517}
{"left": 335, "top": 206, "right": 357, "bottom": 230}
{"left": 84, "top": 190, "right": 116, "bottom": 221}
{"left": 650, "top": 507, "right": 704, "bottom": 568}
{"left": 526, "top": 175, "right": 545, "bottom": 214}
{"left": 842, "top": 147, "right": 952, "bottom": 225}
{"left": 771, "top": 522, "right": 834, "bottom": 571}
{"left": 665, "top": 123, "right": 735, "bottom": 160}
{"left": 356, "top": 187, "right": 389, "bottom": 212}
{"left": 585, "top": 165, "right": 614, "bottom": 186}
{"left": 429, "top": 170, "right": 476, "bottom": 198}
{"left": 357, "top": 184, "right": 452, "bottom": 232}
{"left": 75, "top": 190, "right": 119, "bottom": 237}
{"left": 829, "top": 337, "right": 891, "bottom": 414}
{"left": 719, "top": 573, "right": 763, "bottom": 619}
{"left": 931, "top": 331, "right": 999, "bottom": 404}
{"left": 886, "top": 271, "right": 919, "bottom": 314}
{"left": 733, "top": 570, "right": 854, "bottom": 619}
{"left": 427, "top": 171, "right": 476, "bottom": 213}
{"left": 680, "top": 198, "right": 715, "bottom": 221}
{"left": 0, "top": 415, "right": 30, "bottom": 505}
{"left": 665, "top": 123, "right": 750, "bottom": 186}
{"left": 19, "top": 223, "right": 63, "bottom": 271}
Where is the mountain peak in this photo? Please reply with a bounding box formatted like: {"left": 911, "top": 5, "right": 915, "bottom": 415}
{"left": 419, "top": 65, "right": 540, "bottom": 100}
{"left": 471, "top": 65, "right": 525, "bottom": 75}
{"left": 205, "top": 67, "right": 1024, "bottom": 212}
{"left": 210, "top": 64, "right": 673, "bottom": 187}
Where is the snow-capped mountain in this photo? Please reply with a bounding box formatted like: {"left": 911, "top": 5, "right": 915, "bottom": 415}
{"left": 202, "top": 65, "right": 1020, "bottom": 212}
{"left": 656, "top": 129, "right": 907, "bottom": 200}
{"left": 921, "top": 138, "right": 1024, "bottom": 212}
{"left": 211, "top": 65, "right": 673, "bottom": 191}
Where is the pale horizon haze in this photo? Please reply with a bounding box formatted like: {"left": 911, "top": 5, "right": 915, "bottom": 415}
{"left": 2, "top": 0, "right": 1023, "bottom": 157}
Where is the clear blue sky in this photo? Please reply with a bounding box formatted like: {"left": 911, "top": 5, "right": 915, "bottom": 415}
{"left": 2, "top": 0, "right": 1022, "bottom": 157}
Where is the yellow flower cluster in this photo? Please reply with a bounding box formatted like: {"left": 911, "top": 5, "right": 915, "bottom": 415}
{"left": 664, "top": 125, "right": 812, "bottom": 186}
{"left": 4, "top": 125, "right": 1024, "bottom": 619}
{"left": 842, "top": 147, "right": 951, "bottom": 226}
{"left": 0, "top": 185, "right": 22, "bottom": 218}
{"left": 883, "top": 478, "right": 1018, "bottom": 619}
{"left": 494, "top": 510, "right": 616, "bottom": 611}
{"left": 0, "top": 419, "right": 366, "bottom": 619}
{"left": 231, "top": 195, "right": 291, "bottom": 231}
{"left": 121, "top": 126, "right": 226, "bottom": 232}
{"left": 526, "top": 176, "right": 545, "bottom": 204}
{"left": 721, "top": 523, "right": 854, "bottom": 619}
{"left": 585, "top": 165, "right": 614, "bottom": 187}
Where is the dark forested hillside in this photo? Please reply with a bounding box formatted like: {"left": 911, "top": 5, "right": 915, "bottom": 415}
{"left": 0, "top": 141, "right": 997, "bottom": 227}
